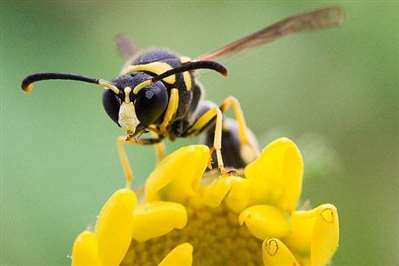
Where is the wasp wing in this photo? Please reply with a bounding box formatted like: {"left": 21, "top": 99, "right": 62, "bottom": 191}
{"left": 115, "top": 33, "right": 140, "bottom": 61}
{"left": 198, "top": 6, "right": 344, "bottom": 60}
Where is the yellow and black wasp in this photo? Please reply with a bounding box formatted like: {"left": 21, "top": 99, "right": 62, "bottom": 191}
{"left": 21, "top": 7, "right": 344, "bottom": 181}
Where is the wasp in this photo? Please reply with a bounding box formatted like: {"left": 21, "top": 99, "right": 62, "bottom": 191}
{"left": 21, "top": 7, "right": 344, "bottom": 182}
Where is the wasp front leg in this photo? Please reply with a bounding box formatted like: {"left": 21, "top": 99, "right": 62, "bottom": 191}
{"left": 116, "top": 136, "right": 134, "bottom": 187}
{"left": 116, "top": 135, "right": 164, "bottom": 187}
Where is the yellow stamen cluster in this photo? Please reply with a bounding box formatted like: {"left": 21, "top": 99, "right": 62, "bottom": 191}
{"left": 71, "top": 138, "right": 339, "bottom": 266}
{"left": 123, "top": 205, "right": 262, "bottom": 266}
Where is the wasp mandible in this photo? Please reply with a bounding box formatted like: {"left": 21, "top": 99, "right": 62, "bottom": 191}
{"left": 21, "top": 7, "right": 344, "bottom": 182}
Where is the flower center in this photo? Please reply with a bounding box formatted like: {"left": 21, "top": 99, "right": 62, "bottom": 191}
{"left": 121, "top": 204, "right": 262, "bottom": 266}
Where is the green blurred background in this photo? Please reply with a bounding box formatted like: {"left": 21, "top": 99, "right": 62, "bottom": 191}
{"left": 1, "top": 1, "right": 398, "bottom": 265}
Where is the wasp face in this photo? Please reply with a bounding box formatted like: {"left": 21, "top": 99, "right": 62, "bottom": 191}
{"left": 102, "top": 73, "right": 169, "bottom": 135}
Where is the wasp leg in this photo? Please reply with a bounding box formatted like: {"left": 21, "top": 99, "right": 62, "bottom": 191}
{"left": 116, "top": 135, "right": 164, "bottom": 187}
{"left": 128, "top": 136, "right": 166, "bottom": 163}
{"left": 150, "top": 131, "right": 166, "bottom": 163}
{"left": 219, "top": 96, "right": 259, "bottom": 162}
{"left": 186, "top": 107, "right": 226, "bottom": 175}
{"left": 116, "top": 136, "right": 135, "bottom": 187}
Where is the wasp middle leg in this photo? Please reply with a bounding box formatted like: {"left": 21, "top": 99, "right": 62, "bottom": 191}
{"left": 219, "top": 96, "right": 259, "bottom": 163}
{"left": 186, "top": 97, "right": 259, "bottom": 170}
{"left": 185, "top": 106, "right": 226, "bottom": 174}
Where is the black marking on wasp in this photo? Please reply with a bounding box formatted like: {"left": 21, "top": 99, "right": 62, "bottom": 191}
{"left": 21, "top": 6, "right": 344, "bottom": 181}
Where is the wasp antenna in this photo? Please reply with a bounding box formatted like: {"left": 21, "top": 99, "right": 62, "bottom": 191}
{"left": 152, "top": 60, "right": 228, "bottom": 83}
{"left": 21, "top": 72, "right": 119, "bottom": 94}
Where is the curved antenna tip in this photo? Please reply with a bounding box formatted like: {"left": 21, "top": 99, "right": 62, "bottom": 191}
{"left": 19, "top": 72, "right": 109, "bottom": 94}
{"left": 21, "top": 82, "right": 33, "bottom": 93}
{"left": 221, "top": 68, "right": 228, "bottom": 77}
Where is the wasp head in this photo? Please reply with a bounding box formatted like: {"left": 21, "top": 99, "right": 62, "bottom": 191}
{"left": 102, "top": 72, "right": 169, "bottom": 136}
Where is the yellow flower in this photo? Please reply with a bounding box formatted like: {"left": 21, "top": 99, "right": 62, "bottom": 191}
{"left": 71, "top": 138, "right": 339, "bottom": 266}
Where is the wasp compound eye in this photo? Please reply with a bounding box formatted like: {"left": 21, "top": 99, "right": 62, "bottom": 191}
{"left": 134, "top": 82, "right": 168, "bottom": 126}
{"left": 102, "top": 89, "right": 122, "bottom": 126}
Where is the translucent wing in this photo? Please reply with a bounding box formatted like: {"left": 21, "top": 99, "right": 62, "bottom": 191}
{"left": 115, "top": 33, "right": 139, "bottom": 61}
{"left": 198, "top": 6, "right": 344, "bottom": 60}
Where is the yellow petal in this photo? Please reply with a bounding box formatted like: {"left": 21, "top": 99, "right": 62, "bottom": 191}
{"left": 71, "top": 230, "right": 101, "bottom": 266}
{"left": 200, "top": 175, "right": 251, "bottom": 211}
{"left": 297, "top": 256, "right": 311, "bottom": 266}
{"left": 239, "top": 205, "right": 291, "bottom": 240}
{"left": 95, "top": 188, "right": 137, "bottom": 266}
{"left": 283, "top": 204, "right": 339, "bottom": 264}
{"left": 262, "top": 238, "right": 299, "bottom": 266}
{"left": 158, "top": 243, "right": 193, "bottom": 266}
{"left": 225, "top": 176, "right": 251, "bottom": 213}
{"left": 201, "top": 176, "right": 232, "bottom": 207}
{"left": 244, "top": 137, "right": 303, "bottom": 212}
{"left": 283, "top": 208, "right": 316, "bottom": 255}
{"left": 145, "top": 145, "right": 210, "bottom": 202}
{"left": 131, "top": 201, "right": 187, "bottom": 242}
{"left": 311, "top": 205, "right": 339, "bottom": 266}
